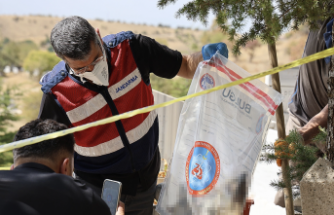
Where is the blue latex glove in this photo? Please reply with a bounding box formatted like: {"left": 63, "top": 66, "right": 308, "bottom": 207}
{"left": 202, "top": 42, "right": 228, "bottom": 60}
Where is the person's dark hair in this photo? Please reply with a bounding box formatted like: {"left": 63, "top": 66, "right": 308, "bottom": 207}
{"left": 50, "top": 16, "right": 99, "bottom": 60}
{"left": 13, "top": 119, "right": 75, "bottom": 161}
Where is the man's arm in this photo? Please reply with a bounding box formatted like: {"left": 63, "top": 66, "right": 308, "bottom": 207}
{"left": 129, "top": 34, "right": 228, "bottom": 80}
{"left": 177, "top": 52, "right": 203, "bottom": 79}
{"left": 299, "top": 104, "right": 328, "bottom": 145}
{"left": 177, "top": 42, "right": 229, "bottom": 79}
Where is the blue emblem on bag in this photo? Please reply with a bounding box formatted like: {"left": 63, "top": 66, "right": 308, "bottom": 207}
{"left": 200, "top": 73, "right": 215, "bottom": 90}
{"left": 186, "top": 141, "right": 220, "bottom": 196}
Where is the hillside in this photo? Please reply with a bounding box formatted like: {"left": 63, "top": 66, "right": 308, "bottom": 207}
{"left": 0, "top": 15, "right": 308, "bottom": 133}
{"left": 0, "top": 14, "right": 308, "bottom": 71}
{"left": 0, "top": 15, "right": 204, "bottom": 54}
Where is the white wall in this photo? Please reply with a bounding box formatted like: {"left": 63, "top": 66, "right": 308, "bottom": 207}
{"left": 153, "top": 90, "right": 184, "bottom": 169}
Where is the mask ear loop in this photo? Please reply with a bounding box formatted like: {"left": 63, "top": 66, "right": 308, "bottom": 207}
{"left": 78, "top": 74, "right": 87, "bottom": 83}
{"left": 95, "top": 32, "right": 106, "bottom": 61}
{"left": 95, "top": 32, "right": 110, "bottom": 85}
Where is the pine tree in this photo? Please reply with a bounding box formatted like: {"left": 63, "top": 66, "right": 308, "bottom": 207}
{"left": 158, "top": 2, "right": 334, "bottom": 213}
{"left": 262, "top": 129, "right": 320, "bottom": 198}
{"left": 0, "top": 81, "right": 19, "bottom": 167}
{"left": 158, "top": 0, "right": 334, "bottom": 55}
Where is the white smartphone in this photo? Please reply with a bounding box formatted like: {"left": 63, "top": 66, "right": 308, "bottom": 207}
{"left": 101, "top": 179, "right": 122, "bottom": 215}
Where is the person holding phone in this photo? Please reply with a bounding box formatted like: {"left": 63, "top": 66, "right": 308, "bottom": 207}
{"left": 102, "top": 179, "right": 123, "bottom": 215}
{"left": 38, "top": 16, "right": 228, "bottom": 214}
{"left": 0, "top": 119, "right": 124, "bottom": 215}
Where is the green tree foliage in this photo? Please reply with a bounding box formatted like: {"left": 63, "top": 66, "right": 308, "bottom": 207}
{"left": 0, "top": 41, "right": 21, "bottom": 67}
{"left": 150, "top": 74, "right": 191, "bottom": 97}
{"left": 158, "top": 0, "right": 334, "bottom": 55}
{"left": 244, "top": 39, "right": 261, "bottom": 62}
{"left": 0, "top": 86, "right": 18, "bottom": 134}
{"left": 0, "top": 38, "right": 38, "bottom": 76}
{"left": 18, "top": 40, "right": 39, "bottom": 62}
{"left": 262, "top": 129, "right": 320, "bottom": 198}
{"left": 201, "top": 31, "right": 227, "bottom": 45}
{"left": 0, "top": 39, "right": 15, "bottom": 76}
{"left": 22, "top": 90, "right": 43, "bottom": 121}
{"left": 201, "top": 20, "right": 228, "bottom": 45}
{"left": 23, "top": 50, "right": 60, "bottom": 78}
{"left": 40, "top": 35, "right": 54, "bottom": 52}
{"left": 0, "top": 81, "right": 19, "bottom": 167}
{"left": 0, "top": 132, "right": 15, "bottom": 167}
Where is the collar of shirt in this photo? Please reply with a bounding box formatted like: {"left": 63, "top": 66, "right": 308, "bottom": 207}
{"left": 14, "top": 162, "right": 55, "bottom": 173}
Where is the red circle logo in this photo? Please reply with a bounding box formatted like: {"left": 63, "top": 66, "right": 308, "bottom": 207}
{"left": 185, "top": 141, "right": 220, "bottom": 196}
{"left": 199, "top": 73, "right": 215, "bottom": 90}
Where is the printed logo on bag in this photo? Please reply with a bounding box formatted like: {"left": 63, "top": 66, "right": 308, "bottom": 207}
{"left": 186, "top": 141, "right": 220, "bottom": 196}
{"left": 256, "top": 114, "right": 264, "bottom": 134}
{"left": 200, "top": 73, "right": 215, "bottom": 90}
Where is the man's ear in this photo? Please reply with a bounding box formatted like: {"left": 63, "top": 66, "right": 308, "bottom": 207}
{"left": 10, "top": 164, "right": 14, "bottom": 170}
{"left": 60, "top": 158, "right": 71, "bottom": 176}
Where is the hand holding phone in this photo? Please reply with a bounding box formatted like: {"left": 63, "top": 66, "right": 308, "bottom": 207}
{"left": 116, "top": 201, "right": 125, "bottom": 215}
{"left": 101, "top": 179, "right": 122, "bottom": 215}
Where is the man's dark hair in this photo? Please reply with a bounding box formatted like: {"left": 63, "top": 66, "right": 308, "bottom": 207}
{"left": 13, "top": 119, "right": 75, "bottom": 161}
{"left": 50, "top": 16, "right": 99, "bottom": 60}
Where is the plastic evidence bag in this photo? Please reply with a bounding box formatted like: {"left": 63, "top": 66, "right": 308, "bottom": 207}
{"left": 156, "top": 53, "right": 282, "bottom": 215}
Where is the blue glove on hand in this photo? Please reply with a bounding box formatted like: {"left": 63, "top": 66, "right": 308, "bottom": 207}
{"left": 202, "top": 42, "right": 228, "bottom": 60}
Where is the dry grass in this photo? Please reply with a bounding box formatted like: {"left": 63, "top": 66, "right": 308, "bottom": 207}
{"left": 0, "top": 15, "right": 308, "bottom": 132}
{"left": 0, "top": 15, "right": 203, "bottom": 55}
{"left": 3, "top": 72, "right": 42, "bottom": 132}
{"left": 0, "top": 15, "right": 308, "bottom": 75}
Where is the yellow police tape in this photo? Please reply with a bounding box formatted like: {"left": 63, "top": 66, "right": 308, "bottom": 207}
{"left": 1, "top": 47, "right": 334, "bottom": 154}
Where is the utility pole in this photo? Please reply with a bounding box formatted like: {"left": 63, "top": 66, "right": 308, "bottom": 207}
{"left": 268, "top": 41, "right": 295, "bottom": 215}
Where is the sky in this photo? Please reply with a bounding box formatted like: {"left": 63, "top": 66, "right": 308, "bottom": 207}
{"left": 0, "top": 0, "right": 216, "bottom": 30}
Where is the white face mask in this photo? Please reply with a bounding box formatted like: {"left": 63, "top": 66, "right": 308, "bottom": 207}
{"left": 70, "top": 38, "right": 109, "bottom": 86}
{"left": 76, "top": 55, "right": 109, "bottom": 86}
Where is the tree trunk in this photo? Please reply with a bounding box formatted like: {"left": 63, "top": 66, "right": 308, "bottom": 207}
{"left": 268, "top": 42, "right": 295, "bottom": 215}
{"left": 328, "top": 71, "right": 334, "bottom": 165}
{"left": 327, "top": 25, "right": 334, "bottom": 165}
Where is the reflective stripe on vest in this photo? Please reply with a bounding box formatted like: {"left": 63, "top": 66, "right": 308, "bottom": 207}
{"left": 66, "top": 68, "right": 142, "bottom": 123}
{"left": 51, "top": 40, "right": 156, "bottom": 158}
{"left": 74, "top": 110, "right": 157, "bottom": 156}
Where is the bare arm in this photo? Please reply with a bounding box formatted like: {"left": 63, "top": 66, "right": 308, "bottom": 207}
{"left": 177, "top": 42, "right": 228, "bottom": 79}
{"left": 177, "top": 52, "right": 203, "bottom": 79}
{"left": 299, "top": 104, "right": 328, "bottom": 145}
